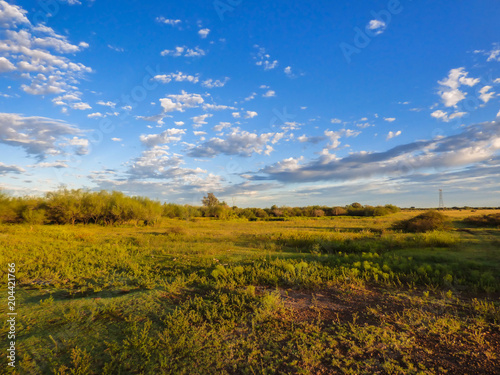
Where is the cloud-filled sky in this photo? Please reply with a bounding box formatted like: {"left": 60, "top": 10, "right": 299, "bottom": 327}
{"left": 0, "top": 0, "right": 499, "bottom": 207}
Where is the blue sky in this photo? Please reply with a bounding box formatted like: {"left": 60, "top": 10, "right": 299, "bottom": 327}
{"left": 0, "top": 0, "right": 499, "bottom": 207}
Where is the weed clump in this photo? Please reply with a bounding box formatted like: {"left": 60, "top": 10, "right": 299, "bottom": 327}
{"left": 463, "top": 213, "right": 500, "bottom": 228}
{"left": 393, "top": 211, "right": 450, "bottom": 233}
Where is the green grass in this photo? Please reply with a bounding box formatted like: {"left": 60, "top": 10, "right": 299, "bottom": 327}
{"left": 1, "top": 211, "right": 499, "bottom": 374}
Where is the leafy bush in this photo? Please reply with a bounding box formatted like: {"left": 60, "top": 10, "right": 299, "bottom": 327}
{"left": 347, "top": 204, "right": 400, "bottom": 217}
{"left": 393, "top": 210, "right": 450, "bottom": 233}
{"left": 463, "top": 213, "right": 500, "bottom": 228}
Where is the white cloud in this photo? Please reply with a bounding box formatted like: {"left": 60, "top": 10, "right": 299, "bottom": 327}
{"left": 284, "top": 66, "right": 292, "bottom": 76}
{"left": 97, "top": 100, "right": 116, "bottom": 108}
{"left": 384, "top": 117, "right": 396, "bottom": 122}
{"left": 254, "top": 45, "right": 278, "bottom": 70}
{"left": 0, "top": 3, "right": 92, "bottom": 95}
{"left": 0, "top": 57, "right": 15, "bottom": 72}
{"left": 0, "top": 112, "right": 87, "bottom": 159}
{"left": 198, "top": 28, "right": 210, "bottom": 39}
{"left": 140, "top": 128, "right": 186, "bottom": 148}
{"left": 245, "top": 111, "right": 258, "bottom": 119}
{"left": 111, "top": 138, "right": 122, "bottom": 142}
{"left": 486, "top": 44, "right": 500, "bottom": 62}
{"left": 386, "top": 130, "right": 402, "bottom": 140}
{"left": 331, "top": 118, "right": 342, "bottom": 124}
{"left": 159, "top": 91, "right": 204, "bottom": 113}
{"left": 154, "top": 72, "right": 200, "bottom": 84}
{"left": 232, "top": 112, "right": 241, "bottom": 118}
{"left": 187, "top": 128, "right": 275, "bottom": 158}
{"left": 161, "top": 46, "right": 206, "bottom": 57}
{"left": 156, "top": 17, "right": 182, "bottom": 27}
{"left": 244, "top": 93, "right": 256, "bottom": 102}
{"left": 201, "top": 78, "right": 229, "bottom": 88}
{"left": 87, "top": 112, "right": 103, "bottom": 118}
{"left": 174, "top": 121, "right": 184, "bottom": 126}
{"left": 324, "top": 129, "right": 360, "bottom": 149}
{"left": 0, "top": 162, "right": 24, "bottom": 175}
{"left": 431, "top": 110, "right": 448, "bottom": 120}
{"left": 437, "top": 67, "right": 480, "bottom": 107}
{"left": 0, "top": 1, "right": 29, "bottom": 28}
{"left": 191, "top": 114, "right": 213, "bottom": 126}
{"left": 71, "top": 102, "right": 91, "bottom": 110}
{"left": 479, "top": 86, "right": 495, "bottom": 103}
{"left": 263, "top": 90, "right": 276, "bottom": 98}
{"left": 251, "top": 121, "right": 500, "bottom": 184}
{"left": 202, "top": 103, "right": 237, "bottom": 111}
{"left": 431, "top": 110, "right": 467, "bottom": 122}
{"left": 108, "top": 45, "right": 124, "bottom": 52}
{"left": 367, "top": 19, "right": 386, "bottom": 35}
{"left": 213, "top": 122, "right": 231, "bottom": 132}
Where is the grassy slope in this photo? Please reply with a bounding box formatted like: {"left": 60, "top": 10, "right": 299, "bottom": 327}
{"left": 0, "top": 210, "right": 499, "bottom": 374}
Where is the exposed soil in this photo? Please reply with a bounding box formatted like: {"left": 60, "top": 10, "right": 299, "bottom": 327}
{"left": 278, "top": 286, "right": 500, "bottom": 375}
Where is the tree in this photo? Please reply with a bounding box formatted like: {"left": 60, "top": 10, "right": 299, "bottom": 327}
{"left": 202, "top": 193, "right": 219, "bottom": 208}
{"left": 202, "top": 193, "right": 220, "bottom": 217}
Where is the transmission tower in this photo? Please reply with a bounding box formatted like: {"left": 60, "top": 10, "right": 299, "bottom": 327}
{"left": 438, "top": 189, "right": 444, "bottom": 210}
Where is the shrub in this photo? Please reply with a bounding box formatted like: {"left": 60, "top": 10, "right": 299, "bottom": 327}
{"left": 463, "top": 213, "right": 500, "bottom": 228}
{"left": 393, "top": 210, "right": 450, "bottom": 233}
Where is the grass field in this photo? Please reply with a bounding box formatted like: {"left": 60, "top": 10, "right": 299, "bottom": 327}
{"left": 1, "top": 210, "right": 499, "bottom": 374}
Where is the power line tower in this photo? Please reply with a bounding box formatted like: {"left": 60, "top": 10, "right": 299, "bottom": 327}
{"left": 439, "top": 189, "right": 444, "bottom": 210}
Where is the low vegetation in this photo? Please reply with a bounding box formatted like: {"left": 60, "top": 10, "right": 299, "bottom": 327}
{"left": 0, "top": 207, "right": 499, "bottom": 374}
{"left": 393, "top": 210, "right": 450, "bottom": 233}
{"left": 0, "top": 189, "right": 401, "bottom": 226}
{"left": 464, "top": 213, "right": 500, "bottom": 228}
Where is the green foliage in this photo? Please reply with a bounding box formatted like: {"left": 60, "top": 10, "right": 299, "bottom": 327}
{"left": 464, "top": 213, "right": 500, "bottom": 228}
{"left": 2, "top": 213, "right": 500, "bottom": 374}
{"left": 347, "top": 203, "right": 401, "bottom": 217}
{"left": 394, "top": 210, "right": 450, "bottom": 233}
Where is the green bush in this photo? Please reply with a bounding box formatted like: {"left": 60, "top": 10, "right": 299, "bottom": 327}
{"left": 393, "top": 210, "right": 450, "bottom": 233}
{"left": 463, "top": 213, "right": 500, "bottom": 228}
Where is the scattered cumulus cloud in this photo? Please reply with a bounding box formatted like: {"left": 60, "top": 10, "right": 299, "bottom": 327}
{"left": 187, "top": 128, "right": 275, "bottom": 158}
{"left": 202, "top": 77, "right": 229, "bottom": 88}
{"left": 198, "top": 28, "right": 210, "bottom": 39}
{"left": 156, "top": 17, "right": 182, "bottom": 27}
{"left": 245, "top": 111, "right": 258, "bottom": 119}
{"left": 154, "top": 72, "right": 199, "bottom": 84}
{"left": 140, "top": 128, "right": 186, "bottom": 148}
{"left": 161, "top": 46, "right": 206, "bottom": 57}
{"left": 0, "top": 112, "right": 88, "bottom": 160}
{"left": 386, "top": 130, "right": 402, "bottom": 140}
{"left": 367, "top": 19, "right": 386, "bottom": 35}
{"left": 0, "top": 1, "right": 92, "bottom": 95}
{"left": 431, "top": 110, "right": 468, "bottom": 122}
{"left": 254, "top": 45, "right": 278, "bottom": 70}
{"left": 437, "top": 67, "right": 479, "bottom": 107}
{"left": 250, "top": 121, "right": 500, "bottom": 184}
{"left": 479, "top": 86, "right": 495, "bottom": 103}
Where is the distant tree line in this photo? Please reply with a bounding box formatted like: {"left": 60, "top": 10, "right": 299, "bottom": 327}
{"left": 0, "top": 189, "right": 401, "bottom": 226}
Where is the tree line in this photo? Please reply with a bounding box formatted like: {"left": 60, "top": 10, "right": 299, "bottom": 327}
{"left": 0, "top": 189, "right": 400, "bottom": 226}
